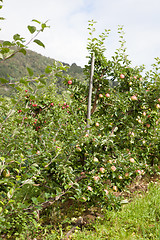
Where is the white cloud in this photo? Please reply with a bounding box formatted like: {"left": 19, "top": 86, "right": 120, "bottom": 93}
{"left": 1, "top": 0, "right": 160, "bottom": 69}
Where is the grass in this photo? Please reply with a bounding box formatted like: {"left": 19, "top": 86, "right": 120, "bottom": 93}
{"left": 70, "top": 182, "right": 160, "bottom": 240}
{"left": 24, "top": 180, "right": 160, "bottom": 240}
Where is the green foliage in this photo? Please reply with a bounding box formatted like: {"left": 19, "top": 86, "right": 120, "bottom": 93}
{"left": 33, "top": 39, "right": 45, "bottom": 48}
{"left": 0, "top": 42, "right": 84, "bottom": 96}
{"left": 27, "top": 25, "right": 37, "bottom": 34}
{"left": 0, "top": 19, "right": 49, "bottom": 61}
{"left": 72, "top": 183, "right": 160, "bottom": 240}
{"left": 0, "top": 19, "right": 160, "bottom": 239}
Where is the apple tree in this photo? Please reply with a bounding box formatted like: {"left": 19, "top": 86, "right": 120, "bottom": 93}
{"left": 0, "top": 18, "right": 160, "bottom": 238}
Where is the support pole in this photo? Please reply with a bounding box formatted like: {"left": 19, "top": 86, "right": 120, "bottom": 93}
{"left": 87, "top": 52, "right": 95, "bottom": 134}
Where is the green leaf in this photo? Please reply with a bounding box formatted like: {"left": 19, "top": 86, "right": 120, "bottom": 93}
{"left": 2, "top": 41, "right": 12, "bottom": 46}
{"left": 20, "top": 78, "right": 28, "bottom": 84}
{"left": 39, "top": 78, "right": 46, "bottom": 84}
{"left": 31, "top": 197, "right": 38, "bottom": 205}
{"left": 45, "top": 66, "right": 52, "bottom": 74}
{"left": 19, "top": 48, "right": 26, "bottom": 55}
{"left": 0, "top": 78, "right": 9, "bottom": 83}
{"left": 0, "top": 47, "right": 10, "bottom": 54}
{"left": 37, "top": 84, "right": 45, "bottom": 89}
{"left": 33, "top": 39, "right": 45, "bottom": 48}
{"left": 15, "top": 86, "right": 22, "bottom": 91}
{"left": 41, "top": 23, "right": 49, "bottom": 31}
{"left": 27, "top": 67, "right": 34, "bottom": 77}
{"left": 13, "top": 34, "right": 21, "bottom": 41}
{"left": 41, "top": 23, "right": 46, "bottom": 29}
{"left": 32, "top": 19, "right": 41, "bottom": 24}
{"left": 27, "top": 25, "right": 36, "bottom": 34}
{"left": 8, "top": 83, "right": 15, "bottom": 87}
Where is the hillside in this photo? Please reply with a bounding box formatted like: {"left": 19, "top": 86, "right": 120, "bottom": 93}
{"left": 0, "top": 45, "right": 84, "bottom": 95}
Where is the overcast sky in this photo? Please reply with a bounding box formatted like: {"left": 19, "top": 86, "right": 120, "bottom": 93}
{"left": 1, "top": 0, "right": 160, "bottom": 69}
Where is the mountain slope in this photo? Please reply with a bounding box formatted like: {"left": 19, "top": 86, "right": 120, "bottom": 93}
{"left": 0, "top": 45, "right": 84, "bottom": 95}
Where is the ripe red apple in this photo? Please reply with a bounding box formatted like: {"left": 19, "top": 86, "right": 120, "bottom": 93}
{"left": 76, "top": 146, "right": 82, "bottom": 152}
{"left": 82, "top": 197, "right": 87, "bottom": 201}
{"left": 105, "top": 93, "right": 110, "bottom": 98}
{"left": 133, "top": 76, "right": 137, "bottom": 80}
{"left": 87, "top": 186, "right": 93, "bottom": 191}
{"left": 113, "top": 186, "right": 118, "bottom": 191}
{"left": 130, "top": 157, "right": 135, "bottom": 163}
{"left": 135, "top": 169, "right": 141, "bottom": 174}
{"left": 158, "top": 98, "right": 160, "bottom": 102}
{"left": 93, "top": 176, "right": 100, "bottom": 181}
{"left": 18, "top": 110, "right": 22, "bottom": 113}
{"left": 95, "top": 122, "right": 99, "bottom": 127}
{"left": 51, "top": 103, "right": 54, "bottom": 106}
{"left": 99, "top": 94, "right": 103, "bottom": 98}
{"left": 25, "top": 89, "right": 28, "bottom": 93}
{"left": 125, "top": 173, "right": 129, "bottom": 178}
{"left": 99, "top": 167, "right": 105, "bottom": 173}
{"left": 131, "top": 95, "right": 137, "bottom": 101}
{"left": 104, "top": 189, "right": 109, "bottom": 195}
{"left": 120, "top": 74, "right": 125, "bottom": 79}
{"left": 118, "top": 175, "right": 123, "bottom": 180}
{"left": 68, "top": 80, "right": 72, "bottom": 85}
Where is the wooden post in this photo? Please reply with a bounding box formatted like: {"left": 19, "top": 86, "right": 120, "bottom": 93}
{"left": 87, "top": 52, "right": 95, "bottom": 134}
